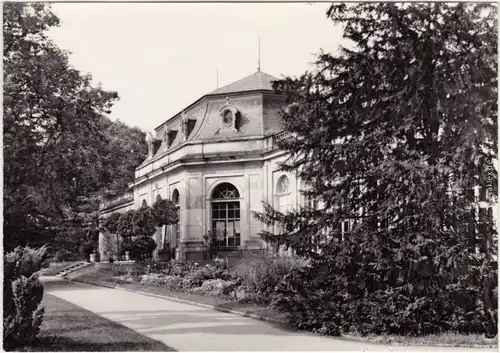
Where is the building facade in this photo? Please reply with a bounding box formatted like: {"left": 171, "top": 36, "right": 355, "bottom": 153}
{"left": 98, "top": 70, "right": 498, "bottom": 262}
{"left": 99, "top": 70, "right": 303, "bottom": 261}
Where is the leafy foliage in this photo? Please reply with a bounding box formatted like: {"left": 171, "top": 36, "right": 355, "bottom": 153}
{"left": 152, "top": 197, "right": 179, "bottom": 227}
{"left": 3, "top": 2, "right": 147, "bottom": 253}
{"left": 97, "top": 119, "right": 148, "bottom": 199}
{"left": 256, "top": 3, "right": 498, "bottom": 336}
{"left": 53, "top": 249, "right": 74, "bottom": 262}
{"left": 131, "top": 236, "right": 157, "bottom": 261}
{"left": 232, "top": 255, "right": 306, "bottom": 304}
{"left": 117, "top": 210, "right": 137, "bottom": 240}
{"left": 101, "top": 212, "right": 121, "bottom": 235}
{"left": 189, "top": 279, "right": 237, "bottom": 297}
{"left": 120, "top": 238, "right": 134, "bottom": 253}
{"left": 133, "top": 206, "right": 157, "bottom": 238}
{"left": 3, "top": 246, "right": 49, "bottom": 350}
{"left": 81, "top": 241, "right": 96, "bottom": 258}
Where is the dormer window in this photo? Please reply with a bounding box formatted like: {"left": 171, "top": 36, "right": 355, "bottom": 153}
{"left": 181, "top": 112, "right": 197, "bottom": 140}
{"left": 164, "top": 128, "right": 178, "bottom": 149}
{"left": 146, "top": 132, "right": 162, "bottom": 158}
{"left": 219, "top": 97, "right": 239, "bottom": 133}
{"left": 187, "top": 119, "right": 196, "bottom": 137}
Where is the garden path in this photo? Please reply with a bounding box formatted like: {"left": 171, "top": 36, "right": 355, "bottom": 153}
{"left": 42, "top": 276, "right": 494, "bottom": 352}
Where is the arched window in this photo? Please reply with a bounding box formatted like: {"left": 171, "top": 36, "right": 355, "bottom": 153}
{"left": 212, "top": 183, "right": 240, "bottom": 199}
{"left": 172, "top": 189, "right": 180, "bottom": 205}
{"left": 276, "top": 175, "right": 290, "bottom": 194}
{"left": 211, "top": 183, "right": 240, "bottom": 247}
{"left": 274, "top": 175, "right": 293, "bottom": 255}
{"left": 141, "top": 199, "right": 148, "bottom": 207}
{"left": 171, "top": 189, "right": 180, "bottom": 249}
{"left": 275, "top": 175, "right": 291, "bottom": 213}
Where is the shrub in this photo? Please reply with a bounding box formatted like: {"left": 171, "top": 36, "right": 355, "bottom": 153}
{"left": 131, "top": 236, "right": 156, "bottom": 261}
{"left": 143, "top": 260, "right": 171, "bottom": 274}
{"left": 271, "top": 256, "right": 499, "bottom": 337}
{"left": 120, "top": 238, "right": 134, "bottom": 253}
{"left": 54, "top": 249, "right": 73, "bottom": 262}
{"left": 181, "top": 266, "right": 213, "bottom": 288}
{"left": 139, "top": 274, "right": 183, "bottom": 291}
{"left": 161, "top": 276, "right": 184, "bottom": 291}
{"left": 80, "top": 241, "right": 95, "bottom": 258}
{"left": 189, "top": 279, "right": 237, "bottom": 297}
{"left": 152, "top": 197, "right": 178, "bottom": 227}
{"left": 3, "top": 246, "right": 49, "bottom": 350}
{"left": 117, "top": 209, "right": 136, "bottom": 239}
{"left": 139, "top": 273, "right": 162, "bottom": 285}
{"left": 113, "top": 274, "right": 136, "bottom": 284}
{"left": 132, "top": 206, "right": 157, "bottom": 238}
{"left": 232, "top": 254, "right": 304, "bottom": 303}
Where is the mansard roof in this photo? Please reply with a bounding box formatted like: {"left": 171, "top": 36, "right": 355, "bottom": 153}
{"left": 140, "top": 69, "right": 286, "bottom": 169}
{"left": 208, "top": 70, "right": 278, "bottom": 95}
{"left": 156, "top": 70, "right": 282, "bottom": 131}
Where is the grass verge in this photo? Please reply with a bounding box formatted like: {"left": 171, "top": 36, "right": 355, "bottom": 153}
{"left": 72, "top": 266, "right": 498, "bottom": 348}
{"left": 15, "top": 293, "right": 175, "bottom": 351}
{"left": 344, "top": 331, "right": 498, "bottom": 347}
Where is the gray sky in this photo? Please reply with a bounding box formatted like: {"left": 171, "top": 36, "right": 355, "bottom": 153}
{"left": 48, "top": 2, "right": 346, "bottom": 132}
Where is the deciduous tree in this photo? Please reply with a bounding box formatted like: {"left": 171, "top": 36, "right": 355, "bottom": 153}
{"left": 3, "top": 3, "right": 147, "bottom": 252}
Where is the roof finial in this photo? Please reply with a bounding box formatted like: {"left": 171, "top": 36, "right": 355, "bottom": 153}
{"left": 257, "top": 36, "right": 261, "bottom": 71}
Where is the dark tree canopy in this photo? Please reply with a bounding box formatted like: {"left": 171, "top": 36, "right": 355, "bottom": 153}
{"left": 3, "top": 3, "right": 147, "bottom": 252}
{"left": 152, "top": 196, "right": 179, "bottom": 227}
{"left": 132, "top": 205, "right": 158, "bottom": 238}
{"left": 256, "top": 3, "right": 497, "bottom": 336}
{"left": 101, "top": 212, "right": 122, "bottom": 235}
{"left": 117, "top": 210, "right": 137, "bottom": 240}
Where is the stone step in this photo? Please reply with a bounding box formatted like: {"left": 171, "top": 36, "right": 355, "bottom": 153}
{"left": 54, "top": 262, "right": 90, "bottom": 277}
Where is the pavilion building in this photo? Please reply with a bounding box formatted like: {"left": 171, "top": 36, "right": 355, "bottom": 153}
{"left": 98, "top": 70, "right": 498, "bottom": 262}
{"left": 99, "top": 70, "right": 302, "bottom": 261}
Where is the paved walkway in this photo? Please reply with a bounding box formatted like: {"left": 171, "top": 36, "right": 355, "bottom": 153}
{"left": 42, "top": 276, "right": 494, "bottom": 351}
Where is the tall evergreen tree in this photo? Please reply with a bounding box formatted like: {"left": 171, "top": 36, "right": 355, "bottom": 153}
{"left": 256, "top": 3, "right": 497, "bottom": 336}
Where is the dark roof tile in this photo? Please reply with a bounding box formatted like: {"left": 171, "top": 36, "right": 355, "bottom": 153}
{"left": 208, "top": 70, "right": 278, "bottom": 95}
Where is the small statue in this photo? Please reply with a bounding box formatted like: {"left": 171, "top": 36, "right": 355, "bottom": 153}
{"left": 180, "top": 112, "right": 189, "bottom": 139}
{"left": 164, "top": 128, "right": 171, "bottom": 147}
{"left": 145, "top": 132, "right": 154, "bottom": 157}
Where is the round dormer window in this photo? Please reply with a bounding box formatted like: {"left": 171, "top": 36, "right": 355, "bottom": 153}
{"left": 222, "top": 110, "right": 234, "bottom": 127}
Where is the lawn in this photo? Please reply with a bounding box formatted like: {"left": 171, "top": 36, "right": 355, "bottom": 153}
{"left": 15, "top": 293, "right": 175, "bottom": 351}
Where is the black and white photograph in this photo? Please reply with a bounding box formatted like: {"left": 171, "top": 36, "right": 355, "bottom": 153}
{"left": 2, "top": 0, "right": 498, "bottom": 351}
